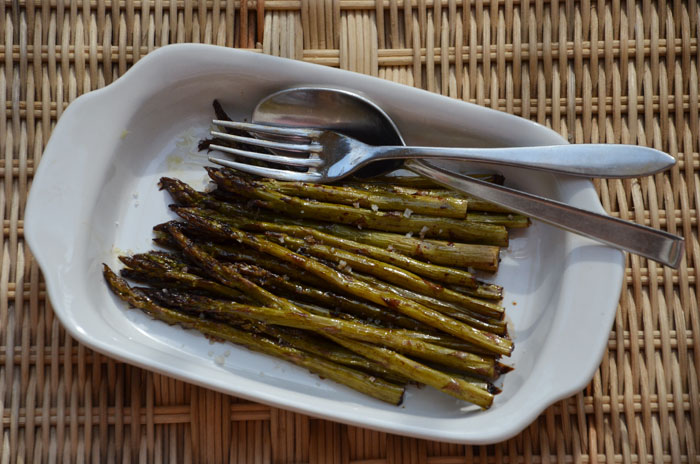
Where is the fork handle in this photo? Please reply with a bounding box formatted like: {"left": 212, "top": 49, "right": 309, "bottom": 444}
{"left": 374, "top": 144, "right": 675, "bottom": 178}
{"left": 406, "top": 160, "right": 684, "bottom": 268}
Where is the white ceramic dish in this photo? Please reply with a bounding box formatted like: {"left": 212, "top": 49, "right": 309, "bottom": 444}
{"left": 25, "top": 44, "right": 624, "bottom": 444}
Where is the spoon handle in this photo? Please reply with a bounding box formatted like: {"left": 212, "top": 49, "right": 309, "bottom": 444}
{"left": 406, "top": 160, "right": 684, "bottom": 268}
{"left": 374, "top": 144, "right": 675, "bottom": 178}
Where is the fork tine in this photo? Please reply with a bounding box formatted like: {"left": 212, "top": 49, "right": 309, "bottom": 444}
{"left": 208, "top": 156, "right": 321, "bottom": 181}
{"left": 214, "top": 120, "right": 322, "bottom": 138}
{"left": 208, "top": 144, "right": 324, "bottom": 167}
{"left": 210, "top": 130, "right": 321, "bottom": 153}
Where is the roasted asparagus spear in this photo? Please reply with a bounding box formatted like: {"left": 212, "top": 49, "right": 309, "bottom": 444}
{"left": 103, "top": 265, "right": 406, "bottom": 405}
{"left": 170, "top": 211, "right": 513, "bottom": 356}
{"left": 207, "top": 168, "right": 509, "bottom": 246}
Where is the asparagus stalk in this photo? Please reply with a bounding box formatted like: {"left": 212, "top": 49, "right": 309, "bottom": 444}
{"left": 118, "top": 257, "right": 246, "bottom": 301}
{"left": 230, "top": 265, "right": 498, "bottom": 357}
{"left": 152, "top": 231, "right": 503, "bottom": 335}
{"left": 461, "top": 282, "right": 503, "bottom": 301}
{"left": 159, "top": 177, "right": 210, "bottom": 206}
{"left": 164, "top": 225, "right": 499, "bottom": 372}
{"left": 318, "top": 224, "right": 501, "bottom": 272}
{"left": 228, "top": 263, "right": 502, "bottom": 355}
{"left": 172, "top": 206, "right": 479, "bottom": 289}
{"left": 354, "top": 184, "right": 516, "bottom": 214}
{"left": 158, "top": 177, "right": 502, "bottom": 273}
{"left": 467, "top": 212, "right": 530, "bottom": 228}
{"left": 265, "top": 232, "right": 503, "bottom": 318}
{"left": 423, "top": 363, "right": 502, "bottom": 393}
{"left": 158, "top": 208, "right": 506, "bottom": 335}
{"left": 257, "top": 179, "right": 469, "bottom": 218}
{"left": 344, "top": 270, "right": 508, "bottom": 336}
{"left": 232, "top": 263, "right": 499, "bottom": 354}
{"left": 207, "top": 168, "right": 508, "bottom": 246}
{"left": 153, "top": 222, "right": 505, "bottom": 344}
{"left": 112, "top": 163, "right": 519, "bottom": 407}
{"left": 172, "top": 210, "right": 513, "bottom": 356}
{"left": 103, "top": 265, "right": 405, "bottom": 405}
{"left": 195, "top": 240, "right": 332, "bottom": 289}
{"left": 262, "top": 327, "right": 410, "bottom": 383}
{"left": 388, "top": 187, "right": 523, "bottom": 216}
{"left": 156, "top": 220, "right": 502, "bottom": 332}
{"left": 300, "top": 228, "right": 479, "bottom": 287}
{"left": 142, "top": 286, "right": 410, "bottom": 383}
{"left": 464, "top": 197, "right": 516, "bottom": 213}
{"left": 145, "top": 287, "right": 495, "bottom": 376}
{"left": 285, "top": 300, "right": 494, "bottom": 355}
{"left": 166, "top": 209, "right": 500, "bottom": 323}
{"left": 232, "top": 262, "right": 436, "bottom": 332}
{"left": 119, "top": 251, "right": 193, "bottom": 273}
{"left": 328, "top": 335, "right": 493, "bottom": 408}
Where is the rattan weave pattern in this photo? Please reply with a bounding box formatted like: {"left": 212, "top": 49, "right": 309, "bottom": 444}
{"left": 1, "top": 0, "right": 698, "bottom": 462}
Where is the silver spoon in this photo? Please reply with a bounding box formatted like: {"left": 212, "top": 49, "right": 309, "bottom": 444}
{"left": 251, "top": 86, "right": 684, "bottom": 268}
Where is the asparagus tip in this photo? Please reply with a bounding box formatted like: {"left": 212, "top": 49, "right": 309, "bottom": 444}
{"left": 153, "top": 220, "right": 181, "bottom": 233}
{"left": 212, "top": 99, "right": 232, "bottom": 122}
{"left": 158, "top": 177, "right": 180, "bottom": 191}
{"left": 197, "top": 138, "right": 215, "bottom": 152}
{"left": 495, "top": 362, "right": 514, "bottom": 375}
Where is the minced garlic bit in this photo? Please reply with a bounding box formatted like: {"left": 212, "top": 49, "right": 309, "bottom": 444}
{"left": 387, "top": 245, "right": 394, "bottom": 252}
{"left": 337, "top": 260, "right": 347, "bottom": 270}
{"left": 345, "top": 266, "right": 352, "bottom": 273}
{"left": 405, "top": 231, "right": 413, "bottom": 238}
{"left": 371, "top": 204, "right": 379, "bottom": 212}
{"left": 353, "top": 201, "right": 360, "bottom": 208}
{"left": 403, "top": 208, "right": 414, "bottom": 218}
{"left": 419, "top": 226, "right": 429, "bottom": 239}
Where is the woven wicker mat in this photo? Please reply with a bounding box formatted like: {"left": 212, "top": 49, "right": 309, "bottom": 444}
{"left": 2, "top": 0, "right": 699, "bottom": 462}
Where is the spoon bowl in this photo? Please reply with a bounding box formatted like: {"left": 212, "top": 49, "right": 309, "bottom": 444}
{"left": 252, "top": 86, "right": 406, "bottom": 177}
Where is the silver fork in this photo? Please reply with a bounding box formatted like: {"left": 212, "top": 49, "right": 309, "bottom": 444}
{"left": 207, "top": 120, "right": 675, "bottom": 182}
{"left": 207, "top": 120, "right": 684, "bottom": 268}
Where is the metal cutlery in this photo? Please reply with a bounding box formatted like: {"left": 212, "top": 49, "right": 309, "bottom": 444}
{"left": 205, "top": 86, "right": 684, "bottom": 268}
{"left": 208, "top": 121, "right": 675, "bottom": 182}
